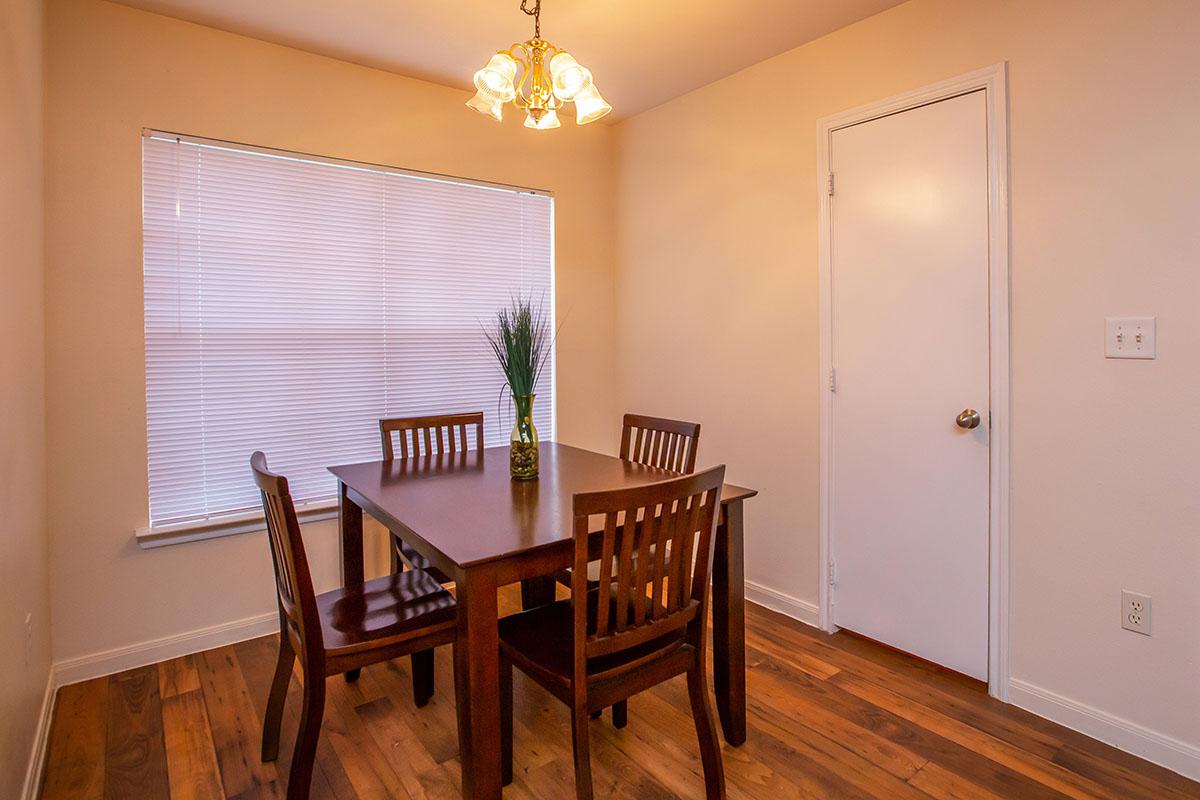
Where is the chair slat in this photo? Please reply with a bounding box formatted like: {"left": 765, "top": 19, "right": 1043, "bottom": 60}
{"left": 631, "top": 504, "right": 657, "bottom": 625}
{"left": 649, "top": 499, "right": 674, "bottom": 619}
{"left": 595, "top": 512, "right": 617, "bottom": 637}
{"left": 614, "top": 506, "right": 638, "bottom": 632}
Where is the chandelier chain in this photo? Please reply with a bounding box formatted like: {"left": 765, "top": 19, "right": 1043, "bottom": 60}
{"left": 520, "top": 0, "right": 541, "bottom": 38}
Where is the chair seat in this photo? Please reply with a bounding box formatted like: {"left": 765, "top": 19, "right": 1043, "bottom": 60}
{"left": 317, "top": 569, "right": 456, "bottom": 657}
{"left": 499, "top": 593, "right": 686, "bottom": 691}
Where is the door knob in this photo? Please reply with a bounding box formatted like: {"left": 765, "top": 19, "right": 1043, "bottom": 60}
{"left": 956, "top": 408, "right": 981, "bottom": 430}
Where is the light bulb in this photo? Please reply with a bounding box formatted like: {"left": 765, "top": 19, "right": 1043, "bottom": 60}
{"left": 573, "top": 84, "right": 612, "bottom": 125}
{"left": 524, "top": 108, "right": 561, "bottom": 130}
{"left": 473, "top": 53, "right": 517, "bottom": 102}
{"left": 466, "top": 90, "right": 503, "bottom": 122}
{"left": 549, "top": 52, "right": 592, "bottom": 101}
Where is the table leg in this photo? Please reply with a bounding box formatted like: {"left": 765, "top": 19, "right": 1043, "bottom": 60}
{"left": 339, "top": 482, "right": 364, "bottom": 682}
{"left": 712, "top": 498, "right": 746, "bottom": 746}
{"left": 454, "top": 567, "right": 502, "bottom": 800}
{"left": 339, "top": 481, "right": 365, "bottom": 588}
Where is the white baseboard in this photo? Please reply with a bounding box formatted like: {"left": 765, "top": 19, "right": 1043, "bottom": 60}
{"left": 1010, "top": 678, "right": 1200, "bottom": 782}
{"left": 54, "top": 611, "right": 279, "bottom": 689}
{"left": 20, "top": 669, "right": 58, "bottom": 800}
{"left": 745, "top": 580, "right": 820, "bottom": 628}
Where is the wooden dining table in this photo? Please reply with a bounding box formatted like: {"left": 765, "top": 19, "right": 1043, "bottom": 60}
{"left": 330, "top": 442, "right": 757, "bottom": 800}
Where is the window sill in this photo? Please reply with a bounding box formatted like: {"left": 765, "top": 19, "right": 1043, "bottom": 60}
{"left": 134, "top": 499, "right": 340, "bottom": 549}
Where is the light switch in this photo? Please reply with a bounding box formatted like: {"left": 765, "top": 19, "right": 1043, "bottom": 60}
{"left": 1105, "top": 317, "right": 1156, "bottom": 359}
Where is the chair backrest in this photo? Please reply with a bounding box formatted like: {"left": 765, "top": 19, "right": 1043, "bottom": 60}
{"left": 571, "top": 465, "right": 725, "bottom": 672}
{"left": 379, "top": 412, "right": 485, "bottom": 459}
{"left": 251, "top": 451, "right": 321, "bottom": 657}
{"left": 619, "top": 413, "right": 701, "bottom": 474}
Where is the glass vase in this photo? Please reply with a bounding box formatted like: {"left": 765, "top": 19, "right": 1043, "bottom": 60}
{"left": 510, "top": 394, "right": 539, "bottom": 480}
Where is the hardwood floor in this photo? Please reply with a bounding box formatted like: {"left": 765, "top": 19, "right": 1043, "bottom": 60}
{"left": 40, "top": 588, "right": 1200, "bottom": 799}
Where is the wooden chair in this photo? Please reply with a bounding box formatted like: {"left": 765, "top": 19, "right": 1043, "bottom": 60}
{"left": 379, "top": 412, "right": 485, "bottom": 584}
{"left": 554, "top": 413, "right": 702, "bottom": 727}
{"left": 620, "top": 412, "right": 701, "bottom": 473}
{"left": 251, "top": 452, "right": 457, "bottom": 800}
{"left": 499, "top": 466, "right": 728, "bottom": 800}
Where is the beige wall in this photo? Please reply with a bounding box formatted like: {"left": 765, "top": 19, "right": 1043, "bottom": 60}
{"left": 0, "top": 0, "right": 51, "bottom": 794}
{"left": 43, "top": 0, "right": 618, "bottom": 664}
{"left": 615, "top": 0, "right": 1200, "bottom": 764}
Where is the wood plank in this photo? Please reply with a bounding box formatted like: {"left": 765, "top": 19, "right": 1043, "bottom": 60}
{"left": 321, "top": 665, "right": 416, "bottom": 799}
{"left": 161, "top": 690, "right": 225, "bottom": 800}
{"left": 105, "top": 665, "right": 170, "bottom": 800}
{"left": 159, "top": 655, "right": 202, "bottom": 700}
{"left": 908, "top": 761, "right": 1011, "bottom": 800}
{"left": 40, "top": 677, "right": 108, "bottom": 800}
{"left": 834, "top": 672, "right": 1127, "bottom": 800}
{"left": 196, "top": 645, "right": 282, "bottom": 799}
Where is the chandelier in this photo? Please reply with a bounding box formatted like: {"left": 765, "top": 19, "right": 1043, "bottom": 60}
{"left": 466, "top": 0, "right": 611, "bottom": 129}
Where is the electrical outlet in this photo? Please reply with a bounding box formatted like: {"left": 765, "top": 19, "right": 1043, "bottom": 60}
{"left": 1121, "top": 591, "right": 1152, "bottom": 635}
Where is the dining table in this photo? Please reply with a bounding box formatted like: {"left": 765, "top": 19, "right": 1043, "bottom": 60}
{"left": 330, "top": 441, "right": 757, "bottom": 800}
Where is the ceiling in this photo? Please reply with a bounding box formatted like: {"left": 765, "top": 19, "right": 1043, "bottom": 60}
{"left": 111, "top": 0, "right": 908, "bottom": 120}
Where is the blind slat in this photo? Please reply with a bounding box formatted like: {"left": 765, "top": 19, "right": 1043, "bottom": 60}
{"left": 143, "top": 136, "right": 555, "bottom": 527}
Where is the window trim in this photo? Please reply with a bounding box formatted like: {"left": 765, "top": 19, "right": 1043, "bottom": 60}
{"left": 135, "top": 499, "right": 339, "bottom": 549}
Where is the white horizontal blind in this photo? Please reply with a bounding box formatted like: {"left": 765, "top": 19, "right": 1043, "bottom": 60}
{"left": 143, "top": 133, "right": 554, "bottom": 528}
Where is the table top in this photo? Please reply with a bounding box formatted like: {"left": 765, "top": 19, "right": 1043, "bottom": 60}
{"left": 330, "top": 442, "right": 756, "bottom": 569}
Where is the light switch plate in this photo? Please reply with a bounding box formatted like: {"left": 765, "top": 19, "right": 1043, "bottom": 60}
{"left": 1105, "top": 317, "right": 1156, "bottom": 359}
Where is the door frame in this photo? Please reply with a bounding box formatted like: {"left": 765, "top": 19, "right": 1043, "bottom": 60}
{"left": 816, "top": 63, "right": 1012, "bottom": 700}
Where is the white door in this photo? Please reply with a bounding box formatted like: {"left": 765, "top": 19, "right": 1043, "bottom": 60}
{"left": 829, "top": 90, "right": 991, "bottom": 680}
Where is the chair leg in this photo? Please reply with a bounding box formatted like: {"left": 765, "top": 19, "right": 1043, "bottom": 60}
{"left": 287, "top": 670, "right": 326, "bottom": 800}
{"left": 500, "top": 655, "right": 514, "bottom": 786}
{"left": 612, "top": 699, "right": 628, "bottom": 729}
{"left": 686, "top": 667, "right": 727, "bottom": 800}
{"left": 570, "top": 703, "right": 594, "bottom": 800}
{"left": 590, "top": 709, "right": 602, "bottom": 720}
{"left": 412, "top": 649, "right": 435, "bottom": 708}
{"left": 261, "top": 635, "right": 295, "bottom": 762}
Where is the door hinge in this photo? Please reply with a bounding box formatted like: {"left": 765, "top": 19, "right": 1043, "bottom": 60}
{"left": 827, "top": 172, "right": 836, "bottom": 197}
{"left": 828, "top": 368, "right": 837, "bottom": 392}
{"left": 828, "top": 560, "right": 837, "bottom": 586}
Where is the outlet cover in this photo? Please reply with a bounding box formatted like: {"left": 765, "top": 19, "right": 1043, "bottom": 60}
{"left": 1121, "top": 590, "right": 1152, "bottom": 635}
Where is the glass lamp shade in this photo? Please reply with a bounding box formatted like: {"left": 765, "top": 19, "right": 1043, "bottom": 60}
{"left": 473, "top": 53, "right": 518, "bottom": 102}
{"left": 466, "top": 91, "right": 504, "bottom": 122}
{"left": 523, "top": 108, "right": 561, "bottom": 130}
{"left": 549, "top": 52, "right": 593, "bottom": 101}
{"left": 573, "top": 84, "right": 612, "bottom": 125}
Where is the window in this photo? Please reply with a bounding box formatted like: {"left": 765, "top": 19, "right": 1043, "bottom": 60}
{"left": 141, "top": 131, "right": 554, "bottom": 532}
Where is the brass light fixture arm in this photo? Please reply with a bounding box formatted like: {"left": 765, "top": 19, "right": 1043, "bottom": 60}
{"left": 504, "top": 38, "right": 563, "bottom": 111}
